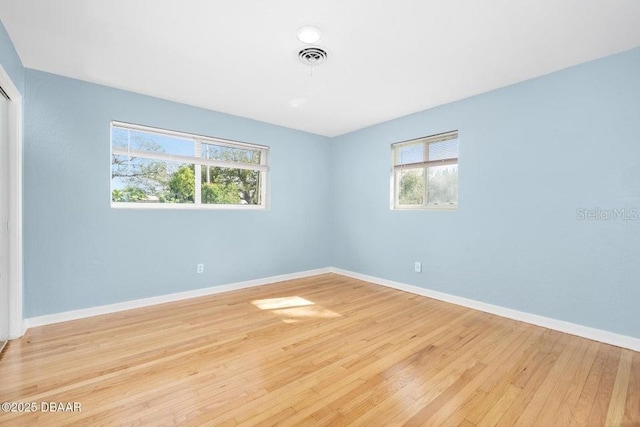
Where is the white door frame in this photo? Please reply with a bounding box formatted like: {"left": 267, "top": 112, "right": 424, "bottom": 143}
{"left": 0, "top": 64, "right": 23, "bottom": 339}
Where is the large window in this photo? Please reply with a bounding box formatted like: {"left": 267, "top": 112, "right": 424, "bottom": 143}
{"left": 391, "top": 131, "right": 458, "bottom": 209}
{"left": 111, "top": 122, "right": 268, "bottom": 209}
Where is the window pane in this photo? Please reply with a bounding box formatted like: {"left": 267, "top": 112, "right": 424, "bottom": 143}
{"left": 111, "top": 155, "right": 194, "bottom": 203}
{"left": 398, "top": 169, "right": 424, "bottom": 205}
{"left": 201, "top": 142, "right": 261, "bottom": 165}
{"left": 111, "top": 122, "right": 268, "bottom": 208}
{"left": 429, "top": 138, "right": 458, "bottom": 161}
{"left": 427, "top": 164, "right": 458, "bottom": 205}
{"left": 201, "top": 167, "right": 261, "bottom": 205}
{"left": 396, "top": 142, "right": 423, "bottom": 166}
{"left": 112, "top": 127, "right": 194, "bottom": 156}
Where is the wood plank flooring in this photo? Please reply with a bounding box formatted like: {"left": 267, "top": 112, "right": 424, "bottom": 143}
{"left": 0, "top": 273, "right": 638, "bottom": 426}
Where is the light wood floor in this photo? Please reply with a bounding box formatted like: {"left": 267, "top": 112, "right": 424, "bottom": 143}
{"left": 1, "top": 274, "right": 638, "bottom": 426}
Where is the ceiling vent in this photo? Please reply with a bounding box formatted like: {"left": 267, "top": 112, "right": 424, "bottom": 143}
{"left": 298, "top": 47, "right": 328, "bottom": 66}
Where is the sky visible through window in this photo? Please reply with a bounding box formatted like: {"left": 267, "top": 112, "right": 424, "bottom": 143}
{"left": 111, "top": 127, "right": 195, "bottom": 190}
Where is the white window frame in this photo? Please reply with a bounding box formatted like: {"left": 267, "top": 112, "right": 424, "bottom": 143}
{"left": 110, "top": 121, "right": 269, "bottom": 209}
{"left": 390, "top": 130, "right": 458, "bottom": 210}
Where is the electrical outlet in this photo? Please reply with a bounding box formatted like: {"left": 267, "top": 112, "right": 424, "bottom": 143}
{"left": 196, "top": 263, "right": 204, "bottom": 274}
{"left": 414, "top": 262, "right": 422, "bottom": 273}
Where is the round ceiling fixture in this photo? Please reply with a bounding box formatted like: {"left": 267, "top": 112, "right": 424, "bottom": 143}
{"left": 296, "top": 25, "right": 322, "bottom": 44}
{"left": 298, "top": 47, "right": 328, "bottom": 66}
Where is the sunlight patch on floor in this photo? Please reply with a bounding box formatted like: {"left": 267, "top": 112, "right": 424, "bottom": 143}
{"left": 251, "top": 296, "right": 314, "bottom": 310}
{"left": 251, "top": 296, "right": 341, "bottom": 324}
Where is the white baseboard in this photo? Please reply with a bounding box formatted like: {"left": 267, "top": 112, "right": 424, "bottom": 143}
{"left": 330, "top": 267, "right": 640, "bottom": 352}
{"left": 23, "top": 268, "right": 331, "bottom": 330}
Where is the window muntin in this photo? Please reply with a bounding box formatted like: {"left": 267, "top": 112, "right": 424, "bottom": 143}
{"left": 392, "top": 131, "right": 458, "bottom": 209}
{"left": 111, "top": 122, "right": 268, "bottom": 209}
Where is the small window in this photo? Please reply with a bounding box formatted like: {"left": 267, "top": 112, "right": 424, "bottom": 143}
{"left": 111, "top": 122, "right": 268, "bottom": 209}
{"left": 391, "top": 131, "right": 458, "bottom": 210}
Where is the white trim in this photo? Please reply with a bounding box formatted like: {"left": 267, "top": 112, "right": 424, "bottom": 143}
{"left": 24, "top": 268, "right": 331, "bottom": 329}
{"left": 392, "top": 130, "right": 459, "bottom": 149}
{"left": 329, "top": 268, "right": 640, "bottom": 352}
{"left": 111, "top": 202, "right": 266, "bottom": 210}
{"left": 393, "top": 158, "right": 458, "bottom": 170}
{"left": 0, "top": 64, "right": 23, "bottom": 340}
{"left": 391, "top": 203, "right": 458, "bottom": 211}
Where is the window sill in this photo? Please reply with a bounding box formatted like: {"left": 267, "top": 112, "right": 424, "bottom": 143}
{"left": 391, "top": 205, "right": 457, "bottom": 211}
{"left": 111, "top": 202, "right": 267, "bottom": 210}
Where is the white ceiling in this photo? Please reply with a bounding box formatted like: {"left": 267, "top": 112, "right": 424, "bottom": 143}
{"left": 1, "top": 1, "right": 639, "bottom": 137}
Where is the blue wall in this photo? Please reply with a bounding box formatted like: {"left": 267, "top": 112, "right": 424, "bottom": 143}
{"left": 23, "top": 70, "right": 332, "bottom": 317}
{"left": 0, "top": 19, "right": 24, "bottom": 95}
{"left": 332, "top": 47, "right": 640, "bottom": 338}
